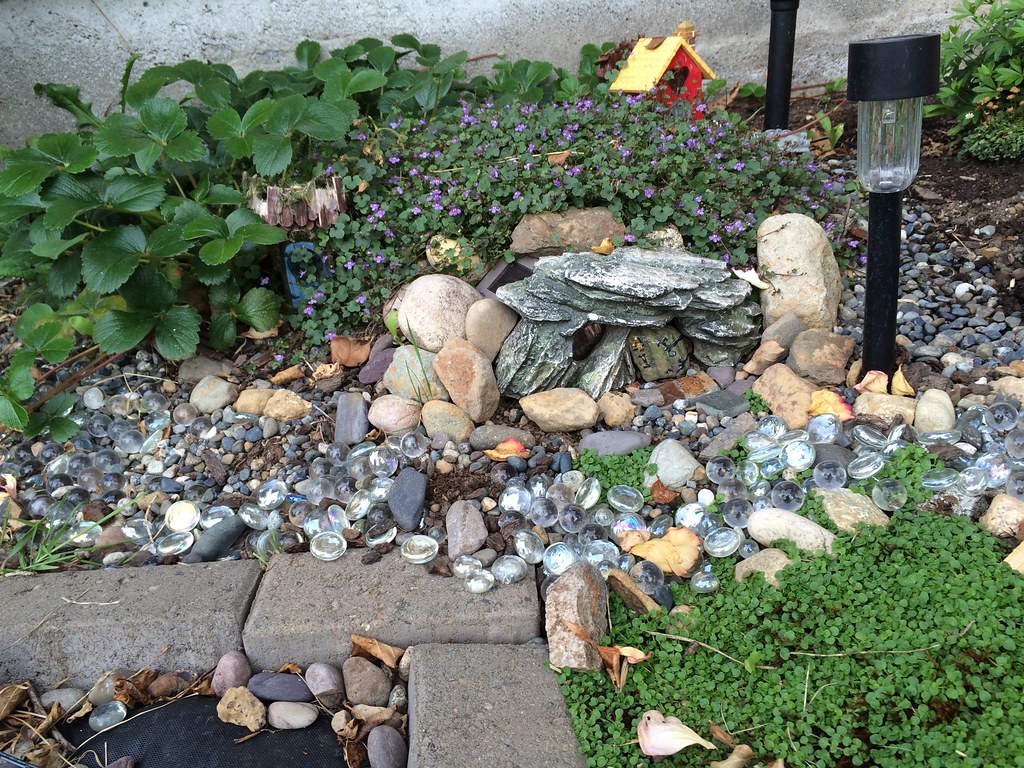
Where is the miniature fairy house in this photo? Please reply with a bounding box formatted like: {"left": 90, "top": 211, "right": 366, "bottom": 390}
{"left": 610, "top": 22, "right": 716, "bottom": 118}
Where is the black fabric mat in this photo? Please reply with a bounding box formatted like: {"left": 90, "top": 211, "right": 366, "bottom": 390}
{"left": 65, "top": 696, "right": 343, "bottom": 768}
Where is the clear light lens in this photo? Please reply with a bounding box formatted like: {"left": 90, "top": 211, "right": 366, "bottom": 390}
{"left": 856, "top": 97, "right": 923, "bottom": 192}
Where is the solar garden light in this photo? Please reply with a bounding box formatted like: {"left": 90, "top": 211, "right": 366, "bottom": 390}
{"left": 847, "top": 34, "right": 940, "bottom": 380}
{"left": 764, "top": 0, "right": 800, "bottom": 130}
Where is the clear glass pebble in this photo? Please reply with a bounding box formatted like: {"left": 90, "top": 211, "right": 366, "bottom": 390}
{"left": 89, "top": 700, "right": 128, "bottom": 732}
{"left": 310, "top": 531, "right": 347, "bottom": 561}
{"left": 464, "top": 569, "right": 496, "bottom": 594}
{"left": 526, "top": 474, "right": 551, "bottom": 498}
{"left": 1006, "top": 472, "right": 1024, "bottom": 500}
{"left": 718, "top": 479, "right": 749, "bottom": 502}
{"left": 629, "top": 560, "right": 665, "bottom": 594}
{"left": 400, "top": 432, "right": 430, "bottom": 459}
{"left": 557, "top": 503, "right": 587, "bottom": 534}
{"left": 988, "top": 402, "right": 1019, "bottom": 433}
{"left": 957, "top": 466, "right": 988, "bottom": 495}
{"left": 122, "top": 517, "right": 153, "bottom": 542}
{"left": 584, "top": 540, "right": 619, "bottom": 567}
{"left": 325, "top": 504, "right": 349, "bottom": 532}
{"left": 333, "top": 477, "right": 357, "bottom": 505}
{"left": 574, "top": 477, "right": 601, "bottom": 509}
{"left": 705, "top": 456, "right": 736, "bottom": 485}
{"left": 591, "top": 504, "right": 615, "bottom": 527}
{"left": 703, "top": 527, "right": 742, "bottom": 557}
{"left": 400, "top": 534, "right": 439, "bottom": 564}
{"left": 498, "top": 486, "right": 533, "bottom": 515}
{"left": 492, "top": 554, "right": 528, "bottom": 584}
{"left": 452, "top": 554, "right": 483, "bottom": 578}
{"left": 513, "top": 529, "right": 545, "bottom": 563}
{"left": 648, "top": 514, "right": 673, "bottom": 537}
{"left": 256, "top": 479, "right": 288, "bottom": 510}
{"left": 806, "top": 413, "right": 842, "bottom": 444}
{"left": 87, "top": 414, "right": 112, "bottom": 438}
{"left": 870, "top": 478, "right": 907, "bottom": 511}
{"left": 609, "top": 512, "right": 647, "bottom": 544}
{"left": 368, "top": 477, "right": 394, "bottom": 500}
{"left": 365, "top": 525, "right": 397, "bottom": 547}
{"left": 303, "top": 478, "right": 335, "bottom": 506}
{"left": 720, "top": 498, "right": 753, "bottom": 528}
{"left": 881, "top": 440, "right": 910, "bottom": 460}
{"left": 745, "top": 432, "right": 781, "bottom": 463}
{"left": 813, "top": 460, "right": 847, "bottom": 490}
{"left": 781, "top": 440, "right": 815, "bottom": 471}
{"left": 82, "top": 387, "right": 106, "bottom": 410}
{"left": 68, "top": 521, "right": 102, "bottom": 546}
{"left": 847, "top": 451, "right": 885, "bottom": 480}
{"left": 558, "top": 470, "right": 586, "bottom": 492}
{"left": 606, "top": 485, "right": 644, "bottom": 514}
{"left": 691, "top": 568, "right": 721, "bottom": 594}
{"left": 165, "top": 500, "right": 200, "bottom": 533}
{"left": 545, "top": 483, "right": 575, "bottom": 511}
{"left": 200, "top": 505, "right": 234, "bottom": 529}
{"left": 528, "top": 497, "right": 559, "bottom": 528}
{"left": 675, "top": 502, "right": 704, "bottom": 528}
{"left": 760, "top": 456, "right": 786, "bottom": 479}
{"left": 92, "top": 449, "right": 122, "bottom": 472}
{"left": 115, "top": 429, "right": 144, "bottom": 454}
{"left": 737, "top": 538, "right": 760, "bottom": 558}
{"left": 154, "top": 531, "right": 194, "bottom": 556}
{"left": 736, "top": 460, "right": 760, "bottom": 486}
{"left": 345, "top": 490, "right": 374, "bottom": 521}
{"left": 850, "top": 425, "right": 888, "bottom": 450}
{"left": 770, "top": 481, "right": 804, "bottom": 512}
{"left": 617, "top": 552, "right": 636, "bottom": 572}
{"left": 238, "top": 502, "right": 270, "bottom": 530}
{"left": 369, "top": 446, "right": 401, "bottom": 477}
{"left": 543, "top": 542, "right": 578, "bottom": 575}
{"left": 919, "top": 468, "right": 959, "bottom": 492}
{"left": 918, "top": 429, "right": 962, "bottom": 446}
{"left": 1005, "top": 427, "right": 1024, "bottom": 460}
{"left": 757, "top": 416, "right": 788, "bottom": 439}
{"left": 975, "top": 452, "right": 1011, "bottom": 489}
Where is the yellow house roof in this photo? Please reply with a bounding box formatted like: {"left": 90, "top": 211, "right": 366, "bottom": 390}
{"left": 611, "top": 37, "right": 717, "bottom": 93}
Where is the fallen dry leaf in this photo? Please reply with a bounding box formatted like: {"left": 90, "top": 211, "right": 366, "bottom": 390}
{"left": 277, "top": 662, "right": 303, "bottom": 675}
{"left": 590, "top": 237, "right": 615, "bottom": 255}
{"left": 854, "top": 370, "right": 889, "bottom": 394}
{"left": 562, "top": 619, "right": 650, "bottom": 690}
{"left": 483, "top": 438, "right": 531, "bottom": 462}
{"left": 0, "top": 683, "right": 28, "bottom": 721}
{"left": 891, "top": 366, "right": 915, "bottom": 396}
{"left": 709, "top": 721, "right": 735, "bottom": 746}
{"left": 331, "top": 336, "right": 371, "bottom": 367}
{"left": 241, "top": 327, "right": 279, "bottom": 340}
{"left": 270, "top": 365, "right": 305, "bottom": 385}
{"left": 807, "top": 390, "right": 854, "bottom": 422}
{"left": 731, "top": 267, "right": 772, "bottom": 290}
{"left": 649, "top": 478, "right": 680, "bottom": 504}
{"left": 617, "top": 528, "right": 652, "bottom": 552}
{"left": 332, "top": 710, "right": 357, "bottom": 739}
{"left": 128, "top": 668, "right": 159, "bottom": 691}
{"left": 629, "top": 527, "right": 701, "bottom": 576}
{"left": 0, "top": 492, "right": 25, "bottom": 533}
{"left": 710, "top": 744, "right": 755, "bottom": 768}
{"left": 113, "top": 677, "right": 149, "bottom": 708}
{"left": 193, "top": 678, "right": 217, "bottom": 697}
{"left": 546, "top": 150, "right": 571, "bottom": 165}
{"left": 350, "top": 634, "right": 405, "bottom": 668}
{"left": 312, "top": 362, "right": 342, "bottom": 382}
{"left": 65, "top": 700, "right": 93, "bottom": 723}
{"left": 343, "top": 739, "right": 370, "bottom": 768}
{"left": 637, "top": 709, "right": 716, "bottom": 756}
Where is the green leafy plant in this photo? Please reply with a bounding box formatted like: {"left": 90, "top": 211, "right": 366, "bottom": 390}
{"left": 0, "top": 501, "right": 122, "bottom": 574}
{"left": 959, "top": 109, "right": 1024, "bottom": 159}
{"left": 743, "top": 389, "right": 770, "bottom": 416}
{"left": 927, "top": 0, "right": 1024, "bottom": 141}
{"left": 574, "top": 447, "right": 655, "bottom": 502}
{"left": 849, "top": 444, "right": 944, "bottom": 514}
{"left": 559, "top": 512, "right": 1024, "bottom": 767}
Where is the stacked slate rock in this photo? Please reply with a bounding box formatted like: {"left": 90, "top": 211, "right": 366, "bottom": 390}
{"left": 495, "top": 247, "right": 761, "bottom": 397}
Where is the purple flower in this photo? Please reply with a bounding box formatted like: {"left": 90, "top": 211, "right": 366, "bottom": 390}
{"left": 274, "top": 353, "right": 284, "bottom": 361}
{"left": 490, "top": 203, "right": 501, "bottom": 214}
{"left": 325, "top": 331, "right": 336, "bottom": 341}
{"left": 259, "top": 276, "right": 269, "bottom": 286}
{"left": 733, "top": 162, "right": 746, "bottom": 171}
{"left": 643, "top": 187, "right": 654, "bottom": 199}
{"left": 303, "top": 306, "right": 314, "bottom": 316}
{"left": 344, "top": 259, "right": 355, "bottom": 270}
{"left": 356, "top": 295, "right": 366, "bottom": 304}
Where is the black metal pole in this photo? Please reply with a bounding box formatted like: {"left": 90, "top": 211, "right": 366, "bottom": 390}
{"left": 765, "top": 0, "right": 800, "bottom": 130}
{"left": 861, "top": 190, "right": 903, "bottom": 378}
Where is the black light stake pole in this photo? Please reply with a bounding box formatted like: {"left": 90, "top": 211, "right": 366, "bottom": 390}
{"left": 764, "top": 0, "right": 800, "bottom": 130}
{"left": 847, "top": 34, "right": 940, "bottom": 380}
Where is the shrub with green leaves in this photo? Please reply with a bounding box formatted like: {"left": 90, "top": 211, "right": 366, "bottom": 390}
{"left": 927, "top": 0, "right": 1024, "bottom": 156}
{"left": 559, "top": 512, "right": 1024, "bottom": 767}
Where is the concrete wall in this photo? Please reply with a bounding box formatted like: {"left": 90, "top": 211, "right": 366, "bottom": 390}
{"left": 1, "top": 0, "right": 955, "bottom": 149}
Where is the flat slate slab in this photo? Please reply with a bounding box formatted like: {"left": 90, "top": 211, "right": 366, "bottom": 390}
{"left": 0, "top": 561, "right": 262, "bottom": 688}
{"left": 243, "top": 553, "right": 541, "bottom": 670}
{"left": 407, "top": 643, "right": 587, "bottom": 768}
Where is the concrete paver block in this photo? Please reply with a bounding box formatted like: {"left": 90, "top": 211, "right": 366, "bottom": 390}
{"left": 408, "top": 643, "right": 587, "bottom": 768}
{"left": 0, "top": 561, "right": 262, "bottom": 688}
{"left": 242, "top": 553, "right": 541, "bottom": 671}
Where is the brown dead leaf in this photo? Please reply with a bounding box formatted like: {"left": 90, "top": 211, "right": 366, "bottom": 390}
{"left": 709, "top": 721, "right": 735, "bottom": 746}
{"left": 193, "top": 678, "right": 217, "bottom": 697}
{"left": 312, "top": 362, "right": 342, "bottom": 382}
{"left": 350, "top": 634, "right": 405, "bottom": 668}
{"left": 356, "top": 181, "right": 369, "bottom": 194}
{"left": 270, "top": 365, "right": 305, "bottom": 385}
{"left": 591, "top": 237, "right": 615, "bottom": 255}
{"left": 629, "top": 527, "right": 701, "bottom": 576}
{"left": 113, "top": 677, "right": 149, "bottom": 708}
{"left": 241, "top": 327, "right": 279, "bottom": 340}
{"left": 331, "top": 336, "right": 372, "bottom": 367}
{"left": 34, "top": 703, "right": 60, "bottom": 740}
{"left": 343, "top": 739, "right": 370, "bottom": 768}
{"left": 546, "top": 150, "right": 571, "bottom": 166}
{"left": 617, "top": 529, "right": 652, "bottom": 552}
{"left": 65, "top": 700, "right": 93, "bottom": 723}
{"left": 128, "top": 668, "right": 159, "bottom": 691}
{"left": 649, "top": 479, "right": 680, "bottom": 504}
{"left": 0, "top": 492, "right": 25, "bottom": 533}
{"left": 563, "top": 619, "right": 649, "bottom": 690}
{"left": 277, "top": 662, "right": 303, "bottom": 675}
{"left": 710, "top": 744, "right": 754, "bottom": 768}
{"left": 0, "top": 683, "right": 28, "bottom": 721}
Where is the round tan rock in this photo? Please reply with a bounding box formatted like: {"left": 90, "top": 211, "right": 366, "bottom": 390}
{"left": 263, "top": 389, "right": 311, "bottom": 420}
{"left": 851, "top": 392, "right": 916, "bottom": 425}
{"left": 367, "top": 395, "right": 421, "bottom": 435}
{"left": 420, "top": 400, "right": 474, "bottom": 442}
{"left": 750, "top": 364, "right": 816, "bottom": 429}
{"left": 520, "top": 388, "right": 599, "bottom": 432}
{"left": 396, "top": 274, "right": 481, "bottom": 352}
{"left": 234, "top": 388, "right": 275, "bottom": 416}
{"left": 433, "top": 338, "right": 500, "bottom": 422}
{"left": 747, "top": 508, "right": 835, "bottom": 553}
{"left": 267, "top": 701, "right": 318, "bottom": 730}
{"left": 734, "top": 548, "right": 793, "bottom": 588}
{"left": 597, "top": 391, "right": 635, "bottom": 427}
{"left": 980, "top": 493, "right": 1024, "bottom": 538}
{"left": 914, "top": 388, "right": 956, "bottom": 432}
{"left": 465, "top": 297, "right": 519, "bottom": 362}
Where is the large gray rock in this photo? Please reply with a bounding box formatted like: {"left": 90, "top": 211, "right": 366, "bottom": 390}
{"left": 464, "top": 298, "right": 519, "bottom": 362}
{"left": 756, "top": 214, "right": 841, "bottom": 331}
{"left": 383, "top": 346, "right": 449, "bottom": 403}
{"left": 495, "top": 247, "right": 760, "bottom": 397}
{"left": 335, "top": 391, "right": 370, "bottom": 445}
{"left": 446, "top": 501, "right": 488, "bottom": 558}
{"left": 510, "top": 207, "right": 625, "bottom": 256}
{"left": 544, "top": 562, "right": 607, "bottom": 670}
{"left": 644, "top": 439, "right": 701, "bottom": 491}
{"left": 189, "top": 375, "right": 238, "bottom": 413}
